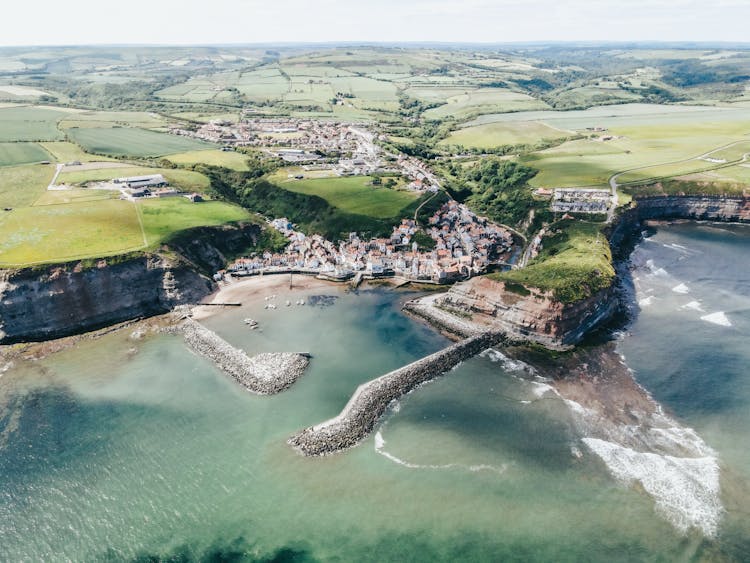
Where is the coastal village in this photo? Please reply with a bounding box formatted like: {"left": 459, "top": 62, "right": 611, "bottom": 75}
{"left": 227, "top": 200, "right": 514, "bottom": 283}
{"left": 170, "top": 117, "right": 442, "bottom": 191}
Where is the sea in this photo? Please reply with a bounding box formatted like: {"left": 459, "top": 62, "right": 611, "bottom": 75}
{"left": 0, "top": 222, "right": 748, "bottom": 562}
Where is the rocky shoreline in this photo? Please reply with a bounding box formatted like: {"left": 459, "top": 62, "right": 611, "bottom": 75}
{"left": 182, "top": 318, "right": 311, "bottom": 395}
{"left": 288, "top": 330, "right": 507, "bottom": 455}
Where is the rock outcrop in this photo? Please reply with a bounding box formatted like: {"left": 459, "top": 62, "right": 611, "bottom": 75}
{"left": 411, "top": 277, "right": 618, "bottom": 350}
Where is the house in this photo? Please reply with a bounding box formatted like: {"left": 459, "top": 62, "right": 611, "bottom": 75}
{"left": 185, "top": 193, "right": 204, "bottom": 202}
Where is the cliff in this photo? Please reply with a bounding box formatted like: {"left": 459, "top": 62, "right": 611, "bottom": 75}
{"left": 414, "top": 277, "right": 618, "bottom": 349}
{"left": 419, "top": 195, "right": 748, "bottom": 349}
{"left": 0, "top": 222, "right": 262, "bottom": 344}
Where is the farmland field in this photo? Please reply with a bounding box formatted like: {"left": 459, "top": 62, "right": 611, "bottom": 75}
{"left": 67, "top": 127, "right": 213, "bottom": 157}
{"left": 423, "top": 88, "right": 550, "bottom": 120}
{"left": 39, "top": 141, "right": 114, "bottom": 163}
{"left": 0, "top": 197, "right": 249, "bottom": 266}
{"left": 58, "top": 166, "right": 210, "bottom": 192}
{"left": 0, "top": 105, "right": 68, "bottom": 141}
{"left": 0, "top": 142, "right": 51, "bottom": 166}
{"left": 0, "top": 164, "right": 55, "bottom": 207}
{"left": 441, "top": 121, "right": 570, "bottom": 149}
{"left": 0, "top": 199, "right": 144, "bottom": 265}
{"left": 273, "top": 174, "right": 418, "bottom": 218}
{"left": 164, "top": 149, "right": 250, "bottom": 170}
{"left": 519, "top": 108, "right": 750, "bottom": 187}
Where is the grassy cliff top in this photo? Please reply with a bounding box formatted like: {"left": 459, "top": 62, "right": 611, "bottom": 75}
{"left": 490, "top": 219, "right": 615, "bottom": 303}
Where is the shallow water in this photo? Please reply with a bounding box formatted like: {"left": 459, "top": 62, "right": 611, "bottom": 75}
{"left": 0, "top": 223, "right": 748, "bottom": 561}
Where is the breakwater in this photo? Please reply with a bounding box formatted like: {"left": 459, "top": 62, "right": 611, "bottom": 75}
{"left": 182, "top": 318, "right": 310, "bottom": 395}
{"left": 288, "top": 330, "right": 506, "bottom": 455}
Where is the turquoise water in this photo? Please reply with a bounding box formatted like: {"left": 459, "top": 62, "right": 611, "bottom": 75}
{"left": 0, "top": 224, "right": 748, "bottom": 561}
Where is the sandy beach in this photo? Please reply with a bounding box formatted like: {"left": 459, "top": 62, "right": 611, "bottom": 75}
{"left": 191, "top": 274, "right": 340, "bottom": 320}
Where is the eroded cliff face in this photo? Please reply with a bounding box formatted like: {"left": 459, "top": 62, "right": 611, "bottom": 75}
{"left": 0, "top": 222, "right": 262, "bottom": 344}
{"left": 0, "top": 255, "right": 211, "bottom": 343}
{"left": 632, "top": 195, "right": 750, "bottom": 222}
{"left": 435, "top": 277, "right": 618, "bottom": 349}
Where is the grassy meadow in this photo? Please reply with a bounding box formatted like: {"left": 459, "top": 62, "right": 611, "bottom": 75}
{"left": 272, "top": 174, "right": 418, "bottom": 218}
{"left": 0, "top": 164, "right": 55, "bottom": 208}
{"left": 493, "top": 220, "right": 614, "bottom": 302}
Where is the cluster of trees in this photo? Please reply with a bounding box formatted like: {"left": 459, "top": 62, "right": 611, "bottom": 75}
{"left": 446, "top": 159, "right": 549, "bottom": 230}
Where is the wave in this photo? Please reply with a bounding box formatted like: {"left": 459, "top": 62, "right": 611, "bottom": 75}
{"left": 700, "top": 311, "right": 732, "bottom": 327}
{"left": 645, "top": 259, "right": 669, "bottom": 278}
{"left": 583, "top": 438, "right": 721, "bottom": 538}
{"left": 638, "top": 296, "right": 655, "bottom": 307}
{"left": 681, "top": 301, "right": 704, "bottom": 312}
{"left": 672, "top": 283, "right": 690, "bottom": 294}
{"left": 374, "top": 430, "right": 508, "bottom": 475}
{"left": 480, "top": 349, "right": 535, "bottom": 375}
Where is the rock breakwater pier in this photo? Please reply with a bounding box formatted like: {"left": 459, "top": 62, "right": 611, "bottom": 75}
{"left": 288, "top": 330, "right": 506, "bottom": 455}
{"left": 182, "top": 318, "right": 310, "bottom": 394}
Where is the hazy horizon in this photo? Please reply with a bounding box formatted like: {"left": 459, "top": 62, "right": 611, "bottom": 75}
{"left": 3, "top": 0, "right": 749, "bottom": 47}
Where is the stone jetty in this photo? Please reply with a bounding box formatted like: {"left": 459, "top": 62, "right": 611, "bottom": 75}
{"left": 182, "top": 318, "right": 310, "bottom": 394}
{"left": 288, "top": 330, "right": 506, "bottom": 455}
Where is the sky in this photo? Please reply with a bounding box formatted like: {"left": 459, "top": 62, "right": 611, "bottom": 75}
{"left": 2, "top": 0, "right": 750, "bottom": 46}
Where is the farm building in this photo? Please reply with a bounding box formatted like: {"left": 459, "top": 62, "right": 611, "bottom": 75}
{"left": 114, "top": 174, "right": 168, "bottom": 189}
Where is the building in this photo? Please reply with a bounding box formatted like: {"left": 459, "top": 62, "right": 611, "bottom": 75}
{"left": 114, "top": 174, "right": 168, "bottom": 190}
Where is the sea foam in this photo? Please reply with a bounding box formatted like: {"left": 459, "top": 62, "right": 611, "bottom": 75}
{"left": 374, "top": 430, "right": 507, "bottom": 475}
{"left": 700, "top": 311, "right": 732, "bottom": 327}
{"left": 583, "top": 438, "right": 722, "bottom": 538}
{"left": 682, "top": 301, "right": 704, "bottom": 312}
{"left": 672, "top": 283, "right": 690, "bottom": 294}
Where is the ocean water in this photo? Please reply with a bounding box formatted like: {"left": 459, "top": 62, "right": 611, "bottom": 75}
{"left": 0, "top": 223, "right": 748, "bottom": 561}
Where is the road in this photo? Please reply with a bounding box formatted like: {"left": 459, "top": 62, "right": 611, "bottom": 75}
{"left": 47, "top": 163, "right": 64, "bottom": 190}
{"left": 606, "top": 139, "right": 750, "bottom": 224}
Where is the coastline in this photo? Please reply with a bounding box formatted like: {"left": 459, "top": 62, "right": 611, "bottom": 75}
{"left": 191, "top": 274, "right": 338, "bottom": 321}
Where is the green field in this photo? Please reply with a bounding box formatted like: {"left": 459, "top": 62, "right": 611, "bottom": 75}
{"left": 493, "top": 220, "right": 614, "bottom": 303}
{"left": 0, "top": 164, "right": 55, "bottom": 208}
{"left": 0, "top": 198, "right": 249, "bottom": 266}
{"left": 0, "top": 142, "right": 51, "bottom": 166}
{"left": 441, "top": 121, "right": 570, "bottom": 149}
{"left": 423, "top": 88, "right": 550, "bottom": 120}
{"left": 522, "top": 110, "right": 750, "bottom": 188}
{"left": 67, "top": 127, "right": 213, "bottom": 157}
{"left": 0, "top": 199, "right": 144, "bottom": 264}
{"left": 272, "top": 174, "right": 418, "bottom": 218}
{"left": 39, "top": 141, "right": 113, "bottom": 163}
{"left": 0, "top": 105, "right": 68, "bottom": 141}
{"left": 58, "top": 166, "right": 210, "bottom": 192}
{"left": 33, "top": 189, "right": 117, "bottom": 206}
{"left": 139, "top": 198, "right": 250, "bottom": 245}
{"left": 165, "top": 149, "right": 250, "bottom": 171}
